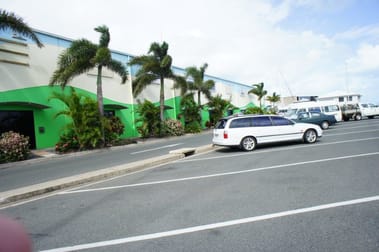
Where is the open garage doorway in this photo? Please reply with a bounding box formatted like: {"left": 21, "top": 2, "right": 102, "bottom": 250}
{"left": 0, "top": 111, "right": 36, "bottom": 149}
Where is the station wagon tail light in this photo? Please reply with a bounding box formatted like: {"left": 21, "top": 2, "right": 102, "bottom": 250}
{"left": 224, "top": 131, "right": 228, "bottom": 139}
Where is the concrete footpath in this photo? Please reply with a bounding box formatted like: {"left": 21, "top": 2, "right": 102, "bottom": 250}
{"left": 0, "top": 144, "right": 215, "bottom": 207}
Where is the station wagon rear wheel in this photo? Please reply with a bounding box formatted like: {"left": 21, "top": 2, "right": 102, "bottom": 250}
{"left": 240, "top": 136, "right": 256, "bottom": 151}
{"left": 304, "top": 129, "right": 317, "bottom": 143}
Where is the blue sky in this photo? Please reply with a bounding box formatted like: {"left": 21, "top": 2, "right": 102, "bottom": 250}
{"left": 279, "top": 1, "right": 379, "bottom": 36}
{"left": 2, "top": 0, "right": 379, "bottom": 103}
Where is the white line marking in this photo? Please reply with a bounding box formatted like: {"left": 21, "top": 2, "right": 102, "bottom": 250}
{"left": 59, "top": 152, "right": 379, "bottom": 194}
{"left": 179, "top": 136, "right": 379, "bottom": 163}
{"left": 0, "top": 161, "right": 174, "bottom": 210}
{"left": 130, "top": 143, "right": 182, "bottom": 154}
{"left": 333, "top": 124, "right": 379, "bottom": 131}
{"left": 325, "top": 129, "right": 379, "bottom": 136}
{"left": 56, "top": 136, "right": 379, "bottom": 196}
{"left": 39, "top": 195, "right": 379, "bottom": 252}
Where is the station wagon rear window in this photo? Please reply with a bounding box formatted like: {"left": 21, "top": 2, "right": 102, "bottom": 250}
{"left": 215, "top": 119, "right": 228, "bottom": 129}
{"left": 251, "top": 116, "right": 272, "bottom": 127}
{"left": 229, "top": 118, "right": 251, "bottom": 128}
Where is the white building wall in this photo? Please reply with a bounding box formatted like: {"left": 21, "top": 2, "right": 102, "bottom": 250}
{"left": 1, "top": 29, "right": 256, "bottom": 108}
{"left": 319, "top": 93, "right": 361, "bottom": 105}
{"left": 0, "top": 35, "right": 134, "bottom": 104}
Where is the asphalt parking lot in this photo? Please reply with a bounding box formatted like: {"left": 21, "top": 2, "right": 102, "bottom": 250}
{"left": 1, "top": 119, "right": 379, "bottom": 251}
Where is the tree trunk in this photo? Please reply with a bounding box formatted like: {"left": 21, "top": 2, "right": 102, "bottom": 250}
{"left": 197, "top": 90, "right": 201, "bottom": 107}
{"left": 159, "top": 76, "right": 165, "bottom": 129}
{"left": 97, "top": 65, "right": 104, "bottom": 116}
{"left": 97, "top": 65, "right": 105, "bottom": 146}
{"left": 197, "top": 90, "right": 202, "bottom": 125}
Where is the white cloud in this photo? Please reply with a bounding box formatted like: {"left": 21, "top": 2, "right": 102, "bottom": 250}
{"left": 347, "top": 44, "right": 379, "bottom": 73}
{"left": 2, "top": 0, "right": 379, "bottom": 103}
{"left": 335, "top": 25, "right": 379, "bottom": 41}
{"left": 288, "top": 0, "right": 355, "bottom": 12}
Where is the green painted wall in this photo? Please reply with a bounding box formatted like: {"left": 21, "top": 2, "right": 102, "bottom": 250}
{"left": 0, "top": 86, "right": 139, "bottom": 149}
{"left": 1, "top": 86, "right": 253, "bottom": 149}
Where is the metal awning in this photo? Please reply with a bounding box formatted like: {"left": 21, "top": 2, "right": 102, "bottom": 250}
{"left": 104, "top": 104, "right": 128, "bottom": 110}
{"left": 155, "top": 105, "right": 173, "bottom": 110}
{"left": 0, "top": 101, "right": 50, "bottom": 109}
{"left": 164, "top": 105, "right": 173, "bottom": 110}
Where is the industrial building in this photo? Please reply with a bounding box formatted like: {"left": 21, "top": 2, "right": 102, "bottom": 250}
{"left": 0, "top": 29, "right": 257, "bottom": 149}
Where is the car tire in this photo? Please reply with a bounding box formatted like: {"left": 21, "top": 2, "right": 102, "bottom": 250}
{"left": 355, "top": 114, "right": 362, "bottom": 121}
{"left": 303, "top": 129, "right": 317, "bottom": 144}
{"left": 321, "top": 121, "right": 329, "bottom": 129}
{"left": 240, "top": 136, "right": 256, "bottom": 151}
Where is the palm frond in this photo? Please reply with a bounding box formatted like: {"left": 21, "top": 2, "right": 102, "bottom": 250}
{"left": 185, "top": 66, "right": 201, "bottom": 83}
{"left": 172, "top": 75, "right": 188, "bottom": 95}
{"left": 200, "top": 63, "right": 208, "bottom": 79}
{"left": 129, "top": 55, "right": 160, "bottom": 74}
{"left": 201, "top": 80, "right": 215, "bottom": 99}
{"left": 94, "top": 25, "right": 110, "bottom": 47}
{"left": 49, "top": 40, "right": 97, "bottom": 86}
{"left": 160, "top": 55, "right": 172, "bottom": 68}
{"left": 132, "top": 73, "right": 158, "bottom": 96}
{"left": 149, "top": 41, "right": 169, "bottom": 59}
{"left": 68, "top": 39, "right": 97, "bottom": 59}
{"left": 106, "top": 60, "right": 128, "bottom": 83}
{"left": 0, "top": 9, "right": 43, "bottom": 47}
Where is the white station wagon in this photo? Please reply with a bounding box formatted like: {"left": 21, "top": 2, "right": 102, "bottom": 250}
{"left": 212, "top": 115, "right": 323, "bottom": 151}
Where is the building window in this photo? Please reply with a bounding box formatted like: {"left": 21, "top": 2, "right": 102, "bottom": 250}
{"left": 338, "top": 97, "right": 344, "bottom": 102}
{"left": 104, "top": 110, "right": 115, "bottom": 117}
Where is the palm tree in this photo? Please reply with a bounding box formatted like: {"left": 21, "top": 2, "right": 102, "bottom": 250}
{"left": 49, "top": 87, "right": 103, "bottom": 150}
{"left": 0, "top": 9, "right": 43, "bottom": 48}
{"left": 248, "top": 82, "right": 267, "bottom": 109}
{"left": 266, "top": 92, "right": 281, "bottom": 107}
{"left": 177, "top": 63, "right": 215, "bottom": 107}
{"left": 49, "top": 25, "right": 128, "bottom": 117}
{"left": 128, "top": 41, "right": 185, "bottom": 123}
{"left": 207, "top": 95, "right": 235, "bottom": 125}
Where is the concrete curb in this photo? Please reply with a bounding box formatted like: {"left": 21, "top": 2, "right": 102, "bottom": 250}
{"left": 0, "top": 144, "right": 216, "bottom": 206}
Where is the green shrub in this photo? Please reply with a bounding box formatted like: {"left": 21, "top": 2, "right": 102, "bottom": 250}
{"left": 205, "top": 120, "right": 213, "bottom": 128}
{"left": 180, "top": 95, "right": 201, "bottom": 126}
{"left": 55, "top": 129, "right": 80, "bottom": 153}
{"left": 75, "top": 99, "right": 103, "bottom": 149}
{"left": 162, "top": 119, "right": 184, "bottom": 136}
{"left": 208, "top": 95, "right": 235, "bottom": 124}
{"left": 135, "top": 100, "right": 161, "bottom": 138}
{"left": 0, "top": 131, "right": 30, "bottom": 163}
{"left": 103, "top": 116, "right": 125, "bottom": 146}
{"left": 185, "top": 121, "right": 202, "bottom": 133}
{"left": 55, "top": 115, "right": 125, "bottom": 152}
{"left": 245, "top": 106, "right": 265, "bottom": 115}
{"left": 51, "top": 88, "right": 104, "bottom": 152}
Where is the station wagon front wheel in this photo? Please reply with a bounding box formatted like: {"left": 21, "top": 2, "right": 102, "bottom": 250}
{"left": 304, "top": 129, "right": 317, "bottom": 143}
{"left": 240, "top": 136, "right": 256, "bottom": 151}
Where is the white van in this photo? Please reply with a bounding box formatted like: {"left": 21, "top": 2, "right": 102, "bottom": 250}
{"left": 284, "top": 101, "right": 342, "bottom": 121}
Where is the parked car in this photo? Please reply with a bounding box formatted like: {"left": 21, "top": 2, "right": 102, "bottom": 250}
{"left": 212, "top": 115, "right": 322, "bottom": 151}
{"left": 292, "top": 111, "right": 337, "bottom": 129}
{"left": 359, "top": 103, "right": 379, "bottom": 119}
{"left": 341, "top": 103, "right": 362, "bottom": 121}
{"left": 283, "top": 101, "right": 342, "bottom": 121}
